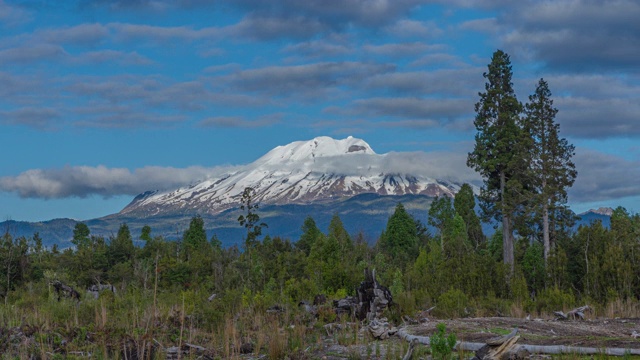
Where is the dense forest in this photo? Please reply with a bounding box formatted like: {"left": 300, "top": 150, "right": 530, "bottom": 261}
{"left": 0, "top": 50, "right": 638, "bottom": 358}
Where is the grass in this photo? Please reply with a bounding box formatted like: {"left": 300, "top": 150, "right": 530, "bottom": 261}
{"left": 488, "top": 327, "right": 512, "bottom": 335}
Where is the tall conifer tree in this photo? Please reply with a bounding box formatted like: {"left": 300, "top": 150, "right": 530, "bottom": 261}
{"left": 523, "top": 78, "right": 576, "bottom": 263}
{"left": 467, "top": 50, "right": 524, "bottom": 273}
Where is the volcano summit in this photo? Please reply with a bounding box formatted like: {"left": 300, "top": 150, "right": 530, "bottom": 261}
{"left": 120, "top": 136, "right": 461, "bottom": 218}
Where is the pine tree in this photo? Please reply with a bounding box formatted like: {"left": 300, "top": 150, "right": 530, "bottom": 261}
{"left": 467, "top": 49, "right": 524, "bottom": 273}
{"left": 183, "top": 216, "right": 207, "bottom": 251}
{"left": 328, "top": 213, "right": 352, "bottom": 253}
{"left": 523, "top": 78, "right": 576, "bottom": 264}
{"left": 297, "top": 216, "right": 321, "bottom": 256}
{"left": 72, "top": 223, "right": 91, "bottom": 248}
{"left": 428, "top": 195, "right": 454, "bottom": 250}
{"left": 109, "top": 223, "right": 135, "bottom": 265}
{"left": 453, "top": 184, "right": 485, "bottom": 249}
{"left": 380, "top": 203, "right": 419, "bottom": 265}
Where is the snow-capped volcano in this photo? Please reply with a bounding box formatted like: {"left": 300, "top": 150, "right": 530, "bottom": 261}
{"left": 119, "top": 136, "right": 460, "bottom": 217}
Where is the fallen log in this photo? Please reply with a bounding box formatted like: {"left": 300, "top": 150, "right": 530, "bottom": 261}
{"left": 396, "top": 327, "right": 640, "bottom": 357}
{"left": 402, "top": 338, "right": 418, "bottom": 360}
{"left": 368, "top": 317, "right": 397, "bottom": 340}
{"left": 555, "top": 305, "right": 590, "bottom": 320}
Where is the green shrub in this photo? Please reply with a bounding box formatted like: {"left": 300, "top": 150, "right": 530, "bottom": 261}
{"left": 437, "top": 288, "right": 469, "bottom": 318}
{"left": 431, "top": 322, "right": 457, "bottom": 360}
{"left": 534, "top": 286, "right": 575, "bottom": 314}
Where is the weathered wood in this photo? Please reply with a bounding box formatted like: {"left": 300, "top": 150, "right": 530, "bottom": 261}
{"left": 298, "top": 300, "right": 317, "bottom": 316}
{"left": 51, "top": 280, "right": 80, "bottom": 302}
{"left": 357, "top": 268, "right": 393, "bottom": 321}
{"left": 396, "top": 327, "right": 640, "bottom": 357}
{"left": 402, "top": 338, "right": 418, "bottom": 360}
{"left": 555, "top": 305, "right": 590, "bottom": 320}
{"left": 486, "top": 327, "right": 518, "bottom": 346}
{"left": 368, "top": 317, "right": 397, "bottom": 340}
{"left": 475, "top": 335, "right": 525, "bottom": 360}
{"left": 87, "top": 283, "right": 116, "bottom": 300}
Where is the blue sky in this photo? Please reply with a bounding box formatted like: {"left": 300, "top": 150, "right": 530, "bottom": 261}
{"left": 1, "top": 0, "right": 639, "bottom": 222}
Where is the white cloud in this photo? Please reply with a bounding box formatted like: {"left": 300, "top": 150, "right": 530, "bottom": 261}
{"left": 0, "top": 165, "right": 236, "bottom": 199}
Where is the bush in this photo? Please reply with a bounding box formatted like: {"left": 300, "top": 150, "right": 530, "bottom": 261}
{"left": 437, "top": 288, "right": 469, "bottom": 318}
{"left": 431, "top": 323, "right": 457, "bottom": 360}
{"left": 534, "top": 286, "right": 575, "bottom": 314}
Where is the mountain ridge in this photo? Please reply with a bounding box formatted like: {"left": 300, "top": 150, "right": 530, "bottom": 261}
{"left": 119, "top": 136, "right": 460, "bottom": 218}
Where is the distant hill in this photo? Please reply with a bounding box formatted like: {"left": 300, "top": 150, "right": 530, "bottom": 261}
{"left": 1, "top": 193, "right": 436, "bottom": 248}
{"left": 575, "top": 207, "right": 613, "bottom": 228}
{"left": 0, "top": 197, "right": 615, "bottom": 249}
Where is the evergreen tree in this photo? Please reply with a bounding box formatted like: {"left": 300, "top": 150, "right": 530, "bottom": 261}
{"left": 297, "top": 216, "right": 321, "bottom": 256}
{"left": 109, "top": 223, "right": 135, "bottom": 265}
{"left": 428, "top": 195, "right": 455, "bottom": 250}
{"left": 328, "top": 213, "right": 352, "bottom": 253}
{"left": 140, "top": 225, "right": 152, "bottom": 242}
{"left": 379, "top": 203, "right": 419, "bottom": 265}
{"left": 183, "top": 215, "right": 208, "bottom": 252}
{"left": 467, "top": 49, "right": 524, "bottom": 273}
{"left": 523, "top": 78, "right": 577, "bottom": 264}
{"left": 72, "top": 222, "right": 91, "bottom": 248}
{"left": 453, "top": 184, "right": 485, "bottom": 249}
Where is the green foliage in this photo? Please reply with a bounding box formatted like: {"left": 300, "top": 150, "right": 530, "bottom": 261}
{"left": 109, "top": 223, "right": 135, "bottom": 265}
{"left": 523, "top": 78, "right": 576, "bottom": 262}
{"left": 72, "top": 222, "right": 91, "bottom": 248}
{"left": 534, "top": 286, "right": 575, "bottom": 313}
{"left": 454, "top": 183, "right": 485, "bottom": 249}
{"left": 428, "top": 196, "right": 455, "bottom": 243}
{"left": 237, "top": 186, "right": 268, "bottom": 248}
{"left": 379, "top": 203, "right": 419, "bottom": 266}
{"left": 183, "top": 215, "right": 207, "bottom": 253}
{"left": 140, "top": 225, "right": 152, "bottom": 241}
{"left": 328, "top": 213, "right": 353, "bottom": 252}
{"left": 468, "top": 50, "right": 528, "bottom": 272}
{"left": 437, "top": 288, "right": 469, "bottom": 318}
{"left": 430, "top": 323, "right": 457, "bottom": 360}
{"left": 522, "top": 241, "right": 545, "bottom": 294}
{"left": 297, "top": 216, "right": 321, "bottom": 256}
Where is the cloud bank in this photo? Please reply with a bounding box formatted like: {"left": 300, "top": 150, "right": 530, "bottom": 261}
{"left": 0, "top": 165, "right": 234, "bottom": 199}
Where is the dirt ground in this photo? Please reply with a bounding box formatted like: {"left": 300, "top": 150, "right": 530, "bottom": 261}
{"left": 407, "top": 316, "right": 640, "bottom": 349}
{"left": 300, "top": 316, "right": 640, "bottom": 359}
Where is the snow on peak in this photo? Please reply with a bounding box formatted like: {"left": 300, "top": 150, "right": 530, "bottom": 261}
{"left": 256, "top": 136, "right": 375, "bottom": 164}
{"left": 580, "top": 207, "right": 614, "bottom": 217}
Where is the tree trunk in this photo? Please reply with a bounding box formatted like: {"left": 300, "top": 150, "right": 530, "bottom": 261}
{"left": 543, "top": 204, "right": 550, "bottom": 265}
{"left": 501, "top": 171, "right": 514, "bottom": 274}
